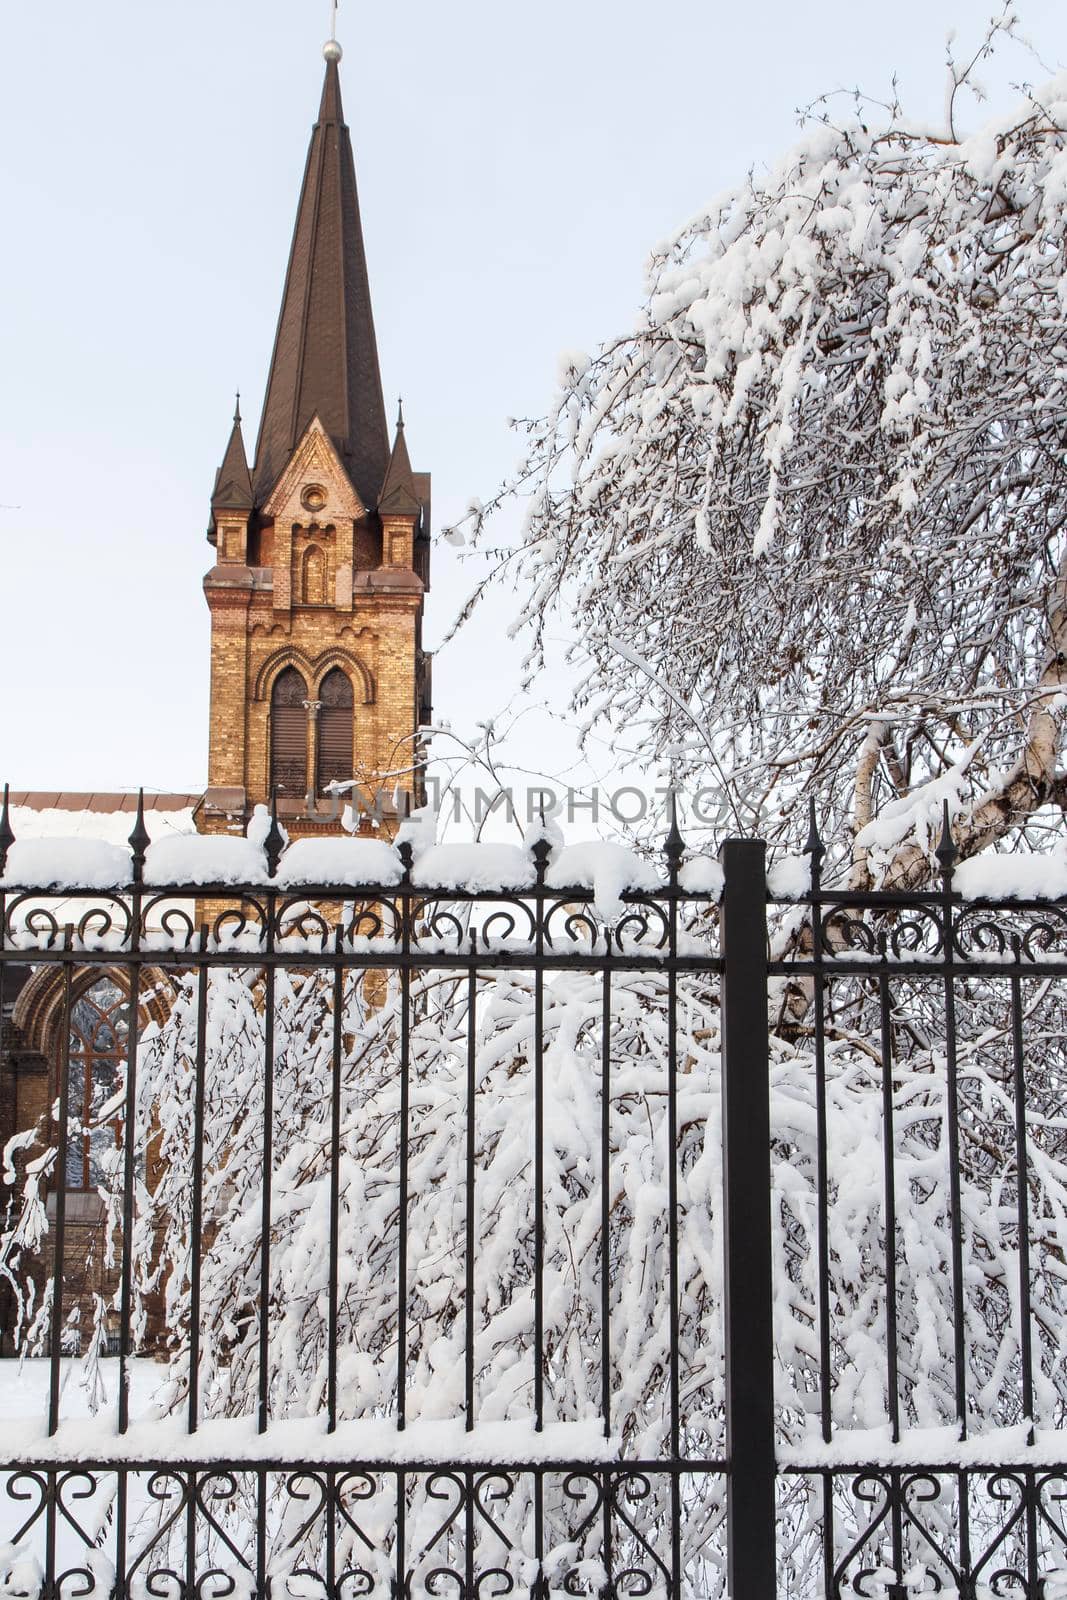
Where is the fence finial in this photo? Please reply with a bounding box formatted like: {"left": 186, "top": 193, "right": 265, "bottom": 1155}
{"left": 397, "top": 789, "right": 414, "bottom": 878}
{"left": 935, "top": 797, "right": 957, "bottom": 880}
{"left": 664, "top": 790, "right": 685, "bottom": 879}
{"left": 804, "top": 796, "right": 826, "bottom": 878}
{"left": 128, "top": 789, "right": 150, "bottom": 886}
{"left": 265, "top": 788, "right": 285, "bottom": 878}
{"left": 0, "top": 784, "right": 13, "bottom": 878}
{"left": 530, "top": 803, "right": 552, "bottom": 883}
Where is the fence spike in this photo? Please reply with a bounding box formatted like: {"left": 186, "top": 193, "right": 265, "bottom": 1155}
{"left": 396, "top": 788, "right": 415, "bottom": 877}
{"left": 265, "top": 788, "right": 285, "bottom": 878}
{"left": 128, "top": 788, "right": 150, "bottom": 885}
{"left": 664, "top": 790, "right": 685, "bottom": 877}
{"left": 530, "top": 802, "right": 553, "bottom": 883}
{"left": 804, "top": 796, "right": 826, "bottom": 871}
{"left": 0, "top": 784, "right": 13, "bottom": 878}
{"left": 935, "top": 797, "right": 957, "bottom": 879}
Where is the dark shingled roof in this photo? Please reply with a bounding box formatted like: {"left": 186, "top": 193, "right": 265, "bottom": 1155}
{"left": 211, "top": 403, "right": 254, "bottom": 512}
{"left": 252, "top": 57, "right": 389, "bottom": 510}
{"left": 10, "top": 793, "right": 201, "bottom": 814}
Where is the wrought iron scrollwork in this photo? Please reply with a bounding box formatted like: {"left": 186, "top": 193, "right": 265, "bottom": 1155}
{"left": 125, "top": 1469, "right": 193, "bottom": 1595}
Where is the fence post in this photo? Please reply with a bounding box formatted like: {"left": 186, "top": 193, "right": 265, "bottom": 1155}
{"left": 719, "top": 838, "right": 776, "bottom": 1599}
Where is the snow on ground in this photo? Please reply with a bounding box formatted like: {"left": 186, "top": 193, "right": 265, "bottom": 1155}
{"left": 0, "top": 1360, "right": 615, "bottom": 1464}
{"left": 0, "top": 1357, "right": 168, "bottom": 1430}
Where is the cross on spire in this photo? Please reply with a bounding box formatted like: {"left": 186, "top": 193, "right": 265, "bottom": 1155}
{"left": 329, "top": 0, "right": 339, "bottom": 42}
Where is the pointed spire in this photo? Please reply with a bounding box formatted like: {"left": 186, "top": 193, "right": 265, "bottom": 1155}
{"left": 379, "top": 399, "right": 421, "bottom": 516}
{"left": 253, "top": 51, "right": 389, "bottom": 510}
{"left": 211, "top": 400, "right": 254, "bottom": 512}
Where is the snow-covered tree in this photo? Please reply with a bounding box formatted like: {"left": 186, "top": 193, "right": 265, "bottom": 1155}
{"left": 454, "top": 15, "right": 1067, "bottom": 886}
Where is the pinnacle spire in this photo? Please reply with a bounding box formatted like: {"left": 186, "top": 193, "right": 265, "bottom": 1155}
{"left": 252, "top": 52, "right": 388, "bottom": 510}
{"left": 211, "top": 400, "right": 254, "bottom": 512}
{"left": 379, "top": 402, "right": 421, "bottom": 516}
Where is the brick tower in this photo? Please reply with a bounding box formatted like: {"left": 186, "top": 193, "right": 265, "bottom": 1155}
{"left": 202, "top": 43, "right": 431, "bottom": 838}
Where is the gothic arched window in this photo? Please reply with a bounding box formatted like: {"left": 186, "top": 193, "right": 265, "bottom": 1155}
{"left": 270, "top": 666, "right": 308, "bottom": 797}
{"left": 317, "top": 667, "right": 354, "bottom": 793}
{"left": 65, "top": 979, "right": 127, "bottom": 1192}
{"left": 302, "top": 545, "right": 327, "bottom": 605}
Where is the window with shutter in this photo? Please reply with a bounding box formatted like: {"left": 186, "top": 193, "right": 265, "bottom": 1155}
{"left": 317, "top": 668, "right": 354, "bottom": 793}
{"left": 270, "top": 667, "right": 309, "bottom": 797}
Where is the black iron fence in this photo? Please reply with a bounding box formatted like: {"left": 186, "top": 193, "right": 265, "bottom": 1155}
{"left": 0, "top": 793, "right": 1064, "bottom": 1597}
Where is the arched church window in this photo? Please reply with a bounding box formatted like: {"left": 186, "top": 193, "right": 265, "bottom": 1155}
{"left": 270, "top": 666, "right": 309, "bottom": 797}
{"left": 65, "top": 979, "right": 127, "bottom": 1192}
{"left": 302, "top": 545, "right": 327, "bottom": 606}
{"left": 317, "top": 667, "right": 354, "bottom": 793}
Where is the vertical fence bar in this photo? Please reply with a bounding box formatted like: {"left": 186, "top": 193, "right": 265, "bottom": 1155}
{"left": 397, "top": 959, "right": 411, "bottom": 1432}
{"left": 878, "top": 946, "right": 901, "bottom": 1446}
{"left": 118, "top": 953, "right": 141, "bottom": 1435}
{"left": 185, "top": 1466, "right": 197, "bottom": 1600}
{"left": 812, "top": 956, "right": 837, "bottom": 1591}
{"left": 936, "top": 816, "right": 969, "bottom": 1437}
{"left": 328, "top": 939, "right": 344, "bottom": 1434}
{"left": 188, "top": 949, "right": 209, "bottom": 1433}
{"left": 464, "top": 1467, "right": 475, "bottom": 1599}
{"left": 396, "top": 1468, "right": 407, "bottom": 1600}
{"left": 805, "top": 814, "right": 837, "bottom": 1597}
{"left": 326, "top": 1466, "right": 336, "bottom": 1600}
{"left": 937, "top": 827, "right": 973, "bottom": 1585}
{"left": 1010, "top": 964, "right": 1035, "bottom": 1438}
{"left": 465, "top": 964, "right": 477, "bottom": 1433}
{"left": 256, "top": 1465, "right": 267, "bottom": 1600}
{"left": 665, "top": 864, "right": 682, "bottom": 1597}
{"left": 878, "top": 945, "right": 904, "bottom": 1585}
{"left": 534, "top": 961, "right": 545, "bottom": 1435}
{"left": 115, "top": 1464, "right": 129, "bottom": 1600}
{"left": 48, "top": 949, "right": 74, "bottom": 1435}
{"left": 259, "top": 944, "right": 276, "bottom": 1436}
{"left": 718, "top": 839, "right": 775, "bottom": 1600}
{"left": 600, "top": 969, "right": 612, "bottom": 1440}
{"left": 942, "top": 964, "right": 968, "bottom": 1430}
{"left": 45, "top": 953, "right": 74, "bottom": 1600}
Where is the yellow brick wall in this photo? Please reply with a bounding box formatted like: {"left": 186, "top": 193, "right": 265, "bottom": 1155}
{"left": 202, "top": 422, "right": 424, "bottom": 841}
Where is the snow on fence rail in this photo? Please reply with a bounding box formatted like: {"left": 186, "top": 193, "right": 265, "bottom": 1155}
{"left": 1, "top": 791, "right": 1067, "bottom": 1595}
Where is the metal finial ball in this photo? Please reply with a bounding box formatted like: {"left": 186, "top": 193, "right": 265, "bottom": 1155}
{"left": 323, "top": 39, "right": 343, "bottom": 62}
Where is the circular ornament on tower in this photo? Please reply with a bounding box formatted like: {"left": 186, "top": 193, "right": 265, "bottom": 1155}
{"left": 301, "top": 484, "right": 328, "bottom": 514}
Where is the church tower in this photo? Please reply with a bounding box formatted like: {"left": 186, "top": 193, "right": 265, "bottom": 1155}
{"left": 202, "top": 39, "right": 431, "bottom": 838}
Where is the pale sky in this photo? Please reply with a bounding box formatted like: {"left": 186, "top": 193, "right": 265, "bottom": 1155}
{"left": 1, "top": 0, "right": 1064, "bottom": 797}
